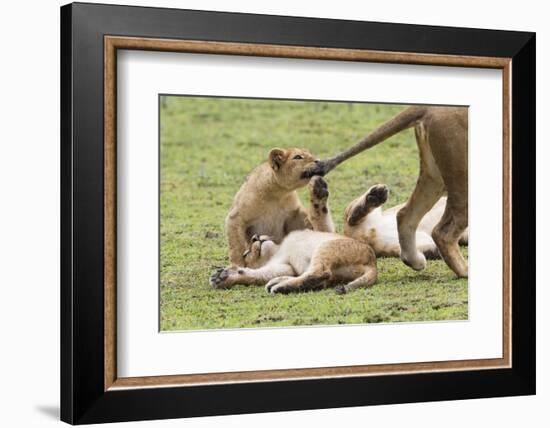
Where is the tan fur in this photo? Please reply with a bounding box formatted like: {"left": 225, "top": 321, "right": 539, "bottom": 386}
{"left": 225, "top": 148, "right": 334, "bottom": 267}
{"left": 210, "top": 230, "right": 377, "bottom": 295}
{"left": 313, "top": 106, "right": 469, "bottom": 277}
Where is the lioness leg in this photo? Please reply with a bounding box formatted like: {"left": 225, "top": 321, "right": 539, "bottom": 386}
{"left": 432, "top": 199, "right": 468, "bottom": 277}
{"left": 266, "top": 239, "right": 376, "bottom": 294}
{"left": 397, "top": 124, "right": 445, "bottom": 271}
{"left": 210, "top": 263, "right": 294, "bottom": 289}
{"left": 397, "top": 176, "right": 443, "bottom": 270}
{"left": 426, "top": 110, "right": 468, "bottom": 277}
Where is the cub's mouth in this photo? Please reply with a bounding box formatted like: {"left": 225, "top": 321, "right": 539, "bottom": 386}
{"left": 301, "top": 161, "right": 327, "bottom": 179}
{"left": 301, "top": 157, "right": 341, "bottom": 179}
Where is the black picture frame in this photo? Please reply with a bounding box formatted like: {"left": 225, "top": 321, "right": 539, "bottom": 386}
{"left": 61, "top": 2, "right": 535, "bottom": 424}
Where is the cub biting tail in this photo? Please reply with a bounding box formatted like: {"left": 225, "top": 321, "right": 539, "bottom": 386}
{"left": 225, "top": 148, "right": 334, "bottom": 267}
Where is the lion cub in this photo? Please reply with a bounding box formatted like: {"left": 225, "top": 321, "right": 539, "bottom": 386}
{"left": 210, "top": 230, "right": 377, "bottom": 294}
{"left": 225, "top": 148, "right": 334, "bottom": 267}
{"left": 344, "top": 184, "right": 468, "bottom": 259}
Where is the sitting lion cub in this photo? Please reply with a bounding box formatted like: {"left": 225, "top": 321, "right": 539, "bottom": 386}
{"left": 210, "top": 186, "right": 389, "bottom": 295}
{"left": 225, "top": 148, "right": 335, "bottom": 267}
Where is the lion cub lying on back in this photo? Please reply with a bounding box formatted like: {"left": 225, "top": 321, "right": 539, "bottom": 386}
{"left": 210, "top": 185, "right": 389, "bottom": 295}
{"left": 344, "top": 184, "right": 468, "bottom": 259}
{"left": 210, "top": 230, "right": 377, "bottom": 294}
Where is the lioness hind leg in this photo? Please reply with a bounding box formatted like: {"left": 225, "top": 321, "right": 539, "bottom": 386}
{"left": 397, "top": 124, "right": 445, "bottom": 271}
{"left": 307, "top": 176, "right": 335, "bottom": 232}
{"left": 432, "top": 199, "right": 468, "bottom": 278}
{"left": 425, "top": 109, "right": 468, "bottom": 276}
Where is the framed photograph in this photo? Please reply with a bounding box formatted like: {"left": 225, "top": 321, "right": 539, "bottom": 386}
{"left": 60, "top": 2, "right": 535, "bottom": 424}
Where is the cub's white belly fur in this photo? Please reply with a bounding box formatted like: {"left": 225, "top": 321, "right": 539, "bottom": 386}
{"left": 364, "top": 206, "right": 437, "bottom": 253}
{"left": 357, "top": 197, "right": 467, "bottom": 257}
{"left": 270, "top": 230, "right": 341, "bottom": 274}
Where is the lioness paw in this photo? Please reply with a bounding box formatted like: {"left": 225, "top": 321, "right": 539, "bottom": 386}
{"left": 400, "top": 251, "right": 427, "bottom": 271}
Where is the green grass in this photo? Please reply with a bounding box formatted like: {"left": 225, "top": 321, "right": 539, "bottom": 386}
{"left": 160, "top": 96, "right": 468, "bottom": 331}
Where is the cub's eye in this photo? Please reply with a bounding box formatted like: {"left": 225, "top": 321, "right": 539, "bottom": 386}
{"left": 293, "top": 155, "right": 304, "bottom": 160}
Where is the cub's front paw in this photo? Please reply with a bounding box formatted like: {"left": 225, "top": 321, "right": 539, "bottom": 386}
{"left": 309, "top": 176, "right": 329, "bottom": 201}
{"left": 210, "top": 267, "right": 237, "bottom": 289}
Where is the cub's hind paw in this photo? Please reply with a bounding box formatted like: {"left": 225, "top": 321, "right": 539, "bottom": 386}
{"left": 269, "top": 282, "right": 297, "bottom": 294}
{"left": 335, "top": 285, "right": 348, "bottom": 295}
{"left": 265, "top": 276, "right": 292, "bottom": 294}
{"left": 423, "top": 247, "right": 441, "bottom": 260}
{"left": 366, "top": 184, "right": 389, "bottom": 207}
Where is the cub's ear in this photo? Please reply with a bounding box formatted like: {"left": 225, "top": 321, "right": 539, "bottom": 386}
{"left": 269, "top": 148, "right": 287, "bottom": 171}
